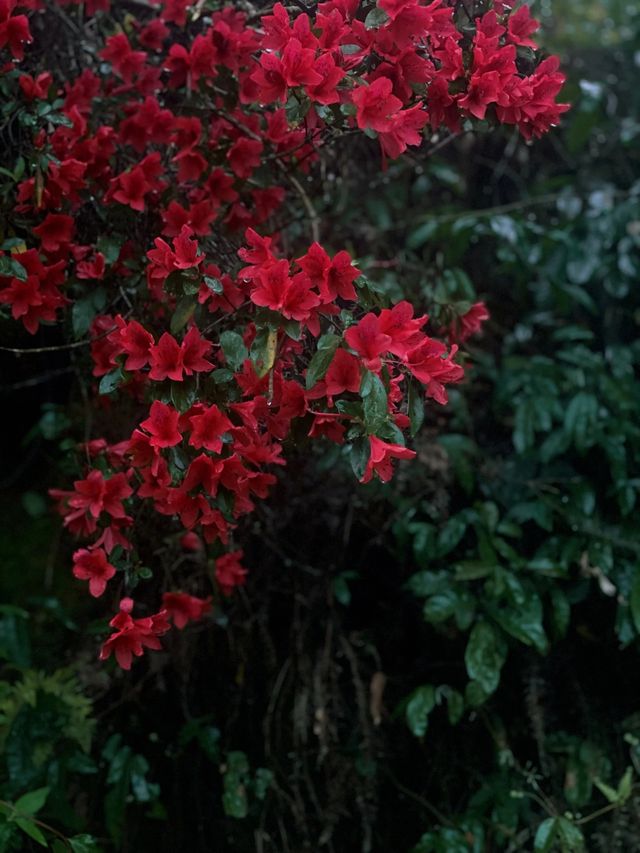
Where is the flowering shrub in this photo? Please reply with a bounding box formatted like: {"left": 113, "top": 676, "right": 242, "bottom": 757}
{"left": 0, "top": 0, "right": 567, "bottom": 668}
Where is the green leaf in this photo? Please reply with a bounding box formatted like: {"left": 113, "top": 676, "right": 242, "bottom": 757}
{"left": 348, "top": 437, "right": 370, "bottom": 481}
{"left": 96, "top": 235, "right": 121, "bottom": 265}
{"left": 211, "top": 368, "right": 233, "bottom": 384}
{"left": 14, "top": 818, "right": 47, "bottom": 847}
{"left": 15, "top": 787, "right": 49, "bottom": 815}
{"left": 534, "top": 817, "right": 559, "bottom": 852}
{"left": 408, "top": 380, "right": 425, "bottom": 437}
{"left": 435, "top": 516, "right": 467, "bottom": 558}
{"left": 170, "top": 378, "right": 197, "bottom": 413}
{"left": 617, "top": 766, "right": 633, "bottom": 803}
{"left": 306, "top": 334, "right": 340, "bottom": 389}
{"left": 487, "top": 593, "right": 549, "bottom": 654}
{"left": 222, "top": 751, "right": 249, "bottom": 819}
{"left": 72, "top": 288, "right": 106, "bottom": 339}
{"left": 556, "top": 817, "right": 585, "bottom": 850}
{"left": 630, "top": 572, "right": 640, "bottom": 634}
{"left": 333, "top": 575, "right": 351, "bottom": 606}
{"left": 219, "top": 330, "right": 248, "bottom": 372}
{"left": 0, "top": 254, "right": 27, "bottom": 281}
{"left": 204, "top": 275, "right": 223, "bottom": 293}
{"left": 406, "top": 685, "right": 436, "bottom": 737}
{"left": 283, "top": 319, "right": 301, "bottom": 341}
{"left": 69, "top": 836, "right": 102, "bottom": 853}
{"left": 251, "top": 326, "right": 277, "bottom": 378}
{"left": 593, "top": 777, "right": 619, "bottom": 804}
{"left": 563, "top": 392, "right": 598, "bottom": 452}
{"left": 549, "top": 587, "right": 571, "bottom": 638}
{"left": 464, "top": 622, "right": 507, "bottom": 696}
{"left": 254, "top": 768, "right": 272, "bottom": 801}
{"left": 99, "top": 369, "right": 123, "bottom": 396}
{"left": 445, "top": 689, "right": 464, "bottom": 725}
{"left": 364, "top": 6, "right": 389, "bottom": 29}
{"left": 170, "top": 295, "right": 196, "bottom": 335}
{"left": 362, "top": 372, "right": 388, "bottom": 435}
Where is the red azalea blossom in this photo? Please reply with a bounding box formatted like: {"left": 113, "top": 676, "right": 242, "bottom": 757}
{"left": 72, "top": 547, "right": 117, "bottom": 597}
{"left": 140, "top": 401, "right": 182, "bottom": 448}
{"left": 361, "top": 436, "right": 416, "bottom": 484}
{"left": 215, "top": 550, "right": 248, "bottom": 596}
{"left": 162, "top": 592, "right": 212, "bottom": 629}
{"left": 0, "top": 0, "right": 568, "bottom": 669}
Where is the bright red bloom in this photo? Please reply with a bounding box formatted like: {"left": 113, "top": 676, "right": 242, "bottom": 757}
{"left": 149, "top": 333, "right": 184, "bottom": 381}
{"left": 140, "top": 401, "right": 182, "bottom": 448}
{"left": 181, "top": 326, "right": 214, "bottom": 375}
{"left": 18, "top": 72, "right": 52, "bottom": 101}
{"left": 251, "top": 38, "right": 322, "bottom": 104}
{"left": 344, "top": 313, "right": 392, "bottom": 372}
{"left": 296, "top": 243, "right": 360, "bottom": 302}
{"left": 351, "top": 78, "right": 402, "bottom": 133}
{"left": 162, "top": 592, "right": 212, "bottom": 629}
{"left": 113, "top": 317, "right": 155, "bottom": 371}
{"left": 251, "top": 259, "right": 320, "bottom": 321}
{"left": 448, "top": 301, "right": 490, "bottom": 343}
{"left": 100, "top": 33, "right": 147, "bottom": 82}
{"left": 0, "top": 1, "right": 32, "bottom": 60}
{"left": 324, "top": 348, "right": 361, "bottom": 396}
{"left": 99, "top": 599, "right": 170, "bottom": 670}
{"left": 215, "top": 550, "right": 248, "bottom": 596}
{"left": 379, "top": 104, "right": 429, "bottom": 158}
{"left": 189, "top": 405, "right": 232, "bottom": 453}
{"left": 361, "top": 436, "right": 416, "bottom": 484}
{"left": 508, "top": 5, "right": 539, "bottom": 48}
{"left": 72, "top": 547, "right": 116, "bottom": 597}
{"left": 404, "top": 339, "right": 464, "bottom": 404}
{"left": 68, "top": 469, "right": 132, "bottom": 520}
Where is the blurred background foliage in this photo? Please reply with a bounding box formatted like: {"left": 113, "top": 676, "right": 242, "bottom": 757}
{"left": 1, "top": 0, "right": 640, "bottom": 850}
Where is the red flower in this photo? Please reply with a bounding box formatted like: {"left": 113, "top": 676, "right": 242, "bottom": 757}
{"left": 296, "top": 242, "right": 360, "bottom": 302}
{"left": 181, "top": 326, "right": 214, "bottom": 375}
{"left": 351, "top": 78, "right": 402, "bottom": 133}
{"left": 305, "top": 53, "right": 345, "bottom": 105}
{"left": 188, "top": 404, "right": 232, "bottom": 453}
{"left": 99, "top": 598, "right": 170, "bottom": 670}
{"left": 33, "top": 213, "right": 75, "bottom": 253}
{"left": 324, "top": 348, "right": 361, "bottom": 396}
{"left": 149, "top": 333, "right": 184, "bottom": 381}
{"left": 344, "top": 313, "right": 391, "bottom": 372}
{"left": 227, "top": 137, "right": 263, "bottom": 180}
{"left": 251, "top": 38, "right": 322, "bottom": 104}
{"left": 162, "top": 592, "right": 212, "bottom": 629}
{"left": 68, "top": 469, "right": 132, "bottom": 520}
{"left": 113, "top": 317, "right": 155, "bottom": 371}
{"left": 448, "top": 301, "right": 489, "bottom": 343}
{"left": 458, "top": 71, "right": 501, "bottom": 120}
{"left": 251, "top": 259, "right": 320, "bottom": 321}
{"left": 215, "top": 550, "right": 248, "bottom": 596}
{"left": 72, "top": 547, "right": 116, "bottom": 597}
{"left": 100, "top": 33, "right": 146, "bottom": 82}
{"left": 379, "top": 104, "right": 429, "bottom": 159}
{"left": 172, "top": 225, "right": 203, "bottom": 269}
{"left": 404, "top": 339, "right": 464, "bottom": 404}
{"left": 508, "top": 5, "right": 539, "bottom": 49}
{"left": 361, "top": 436, "right": 416, "bottom": 484}
{"left": 140, "top": 401, "right": 182, "bottom": 448}
{"left": 18, "top": 72, "right": 52, "bottom": 101}
{"left": 0, "top": 2, "right": 32, "bottom": 60}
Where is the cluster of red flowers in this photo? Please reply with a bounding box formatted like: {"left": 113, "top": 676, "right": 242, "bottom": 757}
{"left": 0, "top": 0, "right": 566, "bottom": 668}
